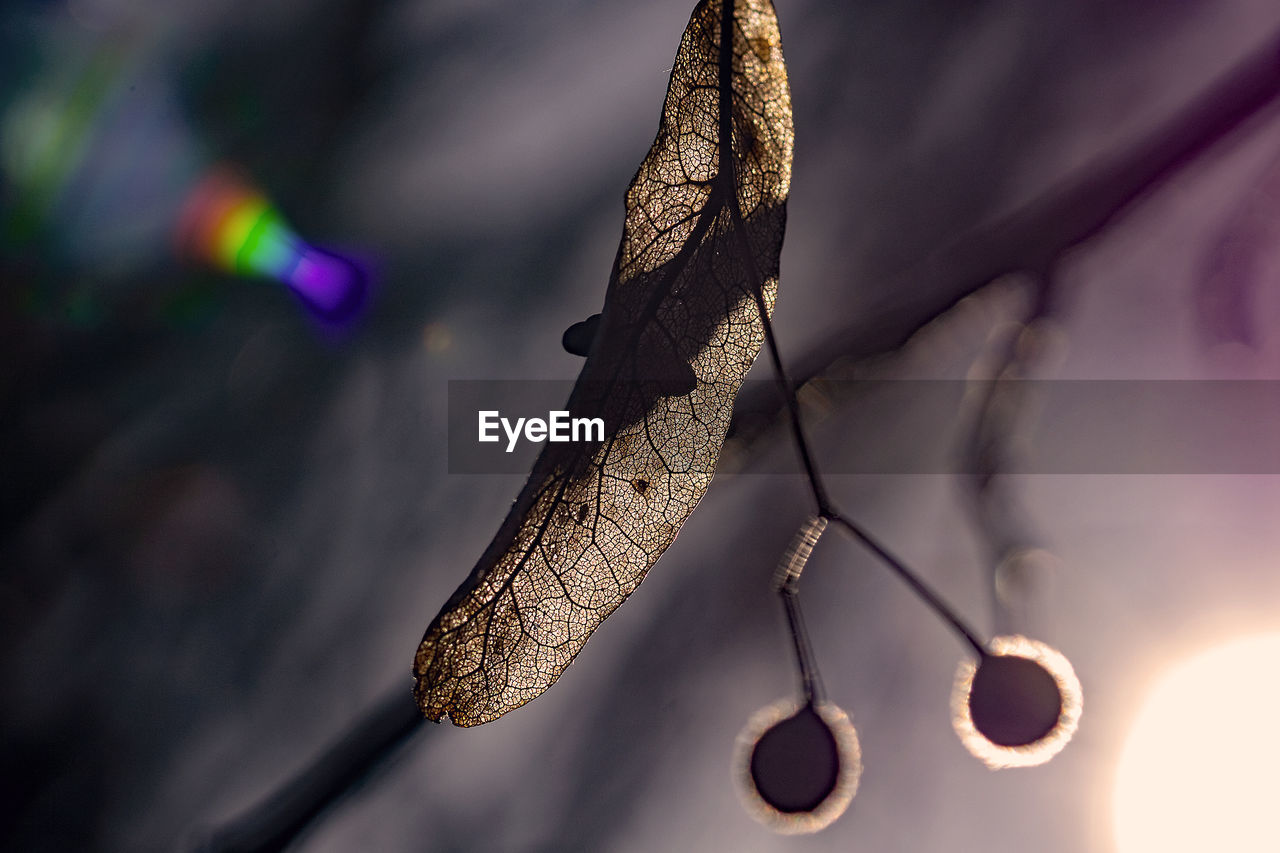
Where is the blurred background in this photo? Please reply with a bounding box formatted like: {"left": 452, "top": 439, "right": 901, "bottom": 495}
{"left": 4, "top": 0, "right": 1280, "bottom": 851}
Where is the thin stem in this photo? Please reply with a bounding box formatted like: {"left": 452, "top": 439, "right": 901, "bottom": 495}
{"left": 753, "top": 285, "right": 987, "bottom": 658}
{"left": 772, "top": 517, "right": 830, "bottom": 702}
{"left": 826, "top": 511, "right": 987, "bottom": 657}
{"left": 781, "top": 588, "right": 824, "bottom": 703}
{"left": 750, "top": 288, "right": 833, "bottom": 516}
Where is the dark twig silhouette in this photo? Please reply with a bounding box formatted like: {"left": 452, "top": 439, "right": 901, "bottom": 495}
{"left": 195, "top": 17, "right": 1280, "bottom": 853}
{"left": 751, "top": 282, "right": 988, "bottom": 658}
{"left": 732, "top": 24, "right": 1280, "bottom": 441}
{"left": 194, "top": 689, "right": 424, "bottom": 853}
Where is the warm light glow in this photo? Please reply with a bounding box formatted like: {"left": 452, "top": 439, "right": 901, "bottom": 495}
{"left": 1113, "top": 633, "right": 1280, "bottom": 853}
{"left": 733, "top": 698, "right": 861, "bottom": 834}
{"left": 952, "top": 635, "right": 1083, "bottom": 769}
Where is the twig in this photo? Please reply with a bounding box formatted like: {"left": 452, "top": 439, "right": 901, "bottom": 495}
{"left": 823, "top": 511, "right": 988, "bottom": 658}
{"left": 754, "top": 286, "right": 988, "bottom": 658}
{"left": 775, "top": 517, "right": 831, "bottom": 703}
{"left": 191, "top": 21, "right": 1280, "bottom": 853}
{"left": 733, "top": 24, "right": 1280, "bottom": 436}
{"left": 194, "top": 688, "right": 426, "bottom": 853}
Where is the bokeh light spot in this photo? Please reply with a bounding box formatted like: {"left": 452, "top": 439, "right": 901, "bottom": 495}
{"left": 734, "top": 699, "right": 861, "bottom": 834}
{"left": 422, "top": 322, "right": 453, "bottom": 353}
{"left": 1113, "top": 633, "right": 1280, "bottom": 853}
{"left": 993, "top": 547, "right": 1058, "bottom": 612}
{"left": 952, "top": 635, "right": 1082, "bottom": 769}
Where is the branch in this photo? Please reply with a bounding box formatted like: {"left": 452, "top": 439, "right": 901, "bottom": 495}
{"left": 732, "top": 25, "right": 1280, "bottom": 434}
{"left": 188, "top": 22, "right": 1280, "bottom": 853}
{"left": 192, "top": 688, "right": 425, "bottom": 853}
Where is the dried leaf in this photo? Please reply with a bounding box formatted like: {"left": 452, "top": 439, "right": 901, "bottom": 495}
{"left": 414, "top": 0, "right": 793, "bottom": 726}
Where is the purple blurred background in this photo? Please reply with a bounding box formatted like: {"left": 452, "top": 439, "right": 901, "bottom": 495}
{"left": 5, "top": 0, "right": 1280, "bottom": 851}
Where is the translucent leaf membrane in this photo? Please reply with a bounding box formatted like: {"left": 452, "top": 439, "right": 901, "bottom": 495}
{"left": 413, "top": 0, "right": 793, "bottom": 727}
{"left": 951, "top": 635, "right": 1083, "bottom": 769}
{"left": 734, "top": 699, "right": 861, "bottom": 834}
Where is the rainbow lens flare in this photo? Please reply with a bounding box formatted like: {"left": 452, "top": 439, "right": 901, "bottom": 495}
{"left": 176, "top": 168, "right": 368, "bottom": 324}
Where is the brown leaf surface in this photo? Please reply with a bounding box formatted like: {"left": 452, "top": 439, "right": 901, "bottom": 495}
{"left": 414, "top": 0, "right": 793, "bottom": 726}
